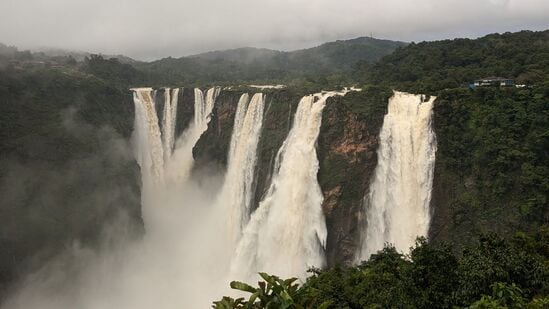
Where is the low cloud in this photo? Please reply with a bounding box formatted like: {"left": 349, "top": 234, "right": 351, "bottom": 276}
{"left": 0, "top": 0, "right": 547, "bottom": 60}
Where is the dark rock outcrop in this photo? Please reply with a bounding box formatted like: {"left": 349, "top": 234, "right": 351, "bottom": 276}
{"left": 193, "top": 90, "right": 242, "bottom": 170}
{"left": 318, "top": 89, "right": 390, "bottom": 266}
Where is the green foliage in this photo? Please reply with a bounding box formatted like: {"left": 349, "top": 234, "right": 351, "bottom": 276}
{"left": 213, "top": 272, "right": 330, "bottom": 309}
{"left": 83, "top": 54, "right": 146, "bottom": 87}
{"left": 216, "top": 231, "right": 548, "bottom": 308}
{"left": 0, "top": 62, "right": 142, "bottom": 292}
{"left": 468, "top": 283, "right": 526, "bottom": 309}
{"left": 431, "top": 86, "right": 548, "bottom": 244}
{"left": 357, "top": 30, "right": 549, "bottom": 93}
{"left": 455, "top": 234, "right": 547, "bottom": 305}
{"left": 135, "top": 37, "right": 405, "bottom": 85}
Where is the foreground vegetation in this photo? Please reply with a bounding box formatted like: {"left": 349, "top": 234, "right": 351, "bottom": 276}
{"left": 215, "top": 230, "right": 549, "bottom": 308}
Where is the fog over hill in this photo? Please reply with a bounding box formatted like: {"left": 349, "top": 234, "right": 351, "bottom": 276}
{"left": 134, "top": 36, "right": 407, "bottom": 84}
{"left": 187, "top": 37, "right": 406, "bottom": 66}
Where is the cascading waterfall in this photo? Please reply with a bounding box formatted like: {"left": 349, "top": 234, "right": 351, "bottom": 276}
{"left": 358, "top": 91, "right": 436, "bottom": 261}
{"left": 132, "top": 88, "right": 165, "bottom": 184}
{"left": 161, "top": 88, "right": 180, "bottom": 163}
{"left": 131, "top": 87, "right": 218, "bottom": 224}
{"left": 230, "top": 90, "right": 348, "bottom": 281}
{"left": 194, "top": 87, "right": 220, "bottom": 133}
{"left": 219, "top": 93, "right": 265, "bottom": 246}
{"left": 166, "top": 87, "right": 220, "bottom": 183}
{"left": 132, "top": 87, "right": 183, "bottom": 183}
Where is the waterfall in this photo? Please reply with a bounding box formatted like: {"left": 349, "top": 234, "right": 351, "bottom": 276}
{"left": 219, "top": 93, "right": 265, "bottom": 246}
{"left": 231, "top": 90, "right": 348, "bottom": 281}
{"left": 131, "top": 87, "right": 219, "bottom": 224}
{"left": 132, "top": 88, "right": 165, "bottom": 184}
{"left": 194, "top": 87, "right": 220, "bottom": 133}
{"left": 358, "top": 91, "right": 436, "bottom": 261}
{"left": 166, "top": 87, "right": 220, "bottom": 183}
{"left": 161, "top": 88, "right": 180, "bottom": 163}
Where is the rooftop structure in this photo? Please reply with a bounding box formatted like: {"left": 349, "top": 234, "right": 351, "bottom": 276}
{"left": 471, "top": 77, "right": 515, "bottom": 88}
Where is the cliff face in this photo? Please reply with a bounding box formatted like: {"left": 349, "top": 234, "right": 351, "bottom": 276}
{"left": 193, "top": 90, "right": 241, "bottom": 169}
{"left": 193, "top": 87, "right": 390, "bottom": 266}
{"left": 175, "top": 89, "right": 196, "bottom": 138}
{"left": 318, "top": 89, "right": 390, "bottom": 266}
{"left": 429, "top": 158, "right": 463, "bottom": 244}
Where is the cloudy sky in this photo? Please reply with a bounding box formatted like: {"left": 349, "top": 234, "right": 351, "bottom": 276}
{"left": 0, "top": 0, "right": 548, "bottom": 60}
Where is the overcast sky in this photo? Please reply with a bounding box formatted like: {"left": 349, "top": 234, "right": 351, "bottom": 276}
{"left": 0, "top": 0, "right": 548, "bottom": 60}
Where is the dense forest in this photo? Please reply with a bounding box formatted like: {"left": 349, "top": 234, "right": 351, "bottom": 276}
{"left": 135, "top": 37, "right": 406, "bottom": 85}
{"left": 0, "top": 61, "right": 142, "bottom": 295}
{"left": 356, "top": 30, "right": 549, "bottom": 92}
{"left": 430, "top": 87, "right": 548, "bottom": 246}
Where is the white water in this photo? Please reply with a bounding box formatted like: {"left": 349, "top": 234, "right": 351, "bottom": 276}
{"left": 219, "top": 93, "right": 265, "bottom": 246}
{"left": 249, "top": 84, "right": 285, "bottom": 89}
{"left": 231, "top": 90, "right": 348, "bottom": 281}
{"left": 161, "top": 88, "right": 180, "bottom": 163}
{"left": 166, "top": 87, "right": 220, "bottom": 183}
{"left": 131, "top": 87, "right": 220, "bottom": 229}
{"left": 132, "top": 88, "right": 165, "bottom": 184}
{"left": 358, "top": 91, "right": 436, "bottom": 261}
{"left": 194, "top": 87, "right": 220, "bottom": 132}
{"left": 126, "top": 86, "right": 230, "bottom": 306}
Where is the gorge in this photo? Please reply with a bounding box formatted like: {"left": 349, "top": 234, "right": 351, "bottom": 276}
{"left": 1, "top": 29, "right": 547, "bottom": 308}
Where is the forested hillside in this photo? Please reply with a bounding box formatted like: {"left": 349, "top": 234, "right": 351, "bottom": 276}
{"left": 135, "top": 37, "right": 406, "bottom": 85}
{"left": 0, "top": 62, "right": 142, "bottom": 296}
{"left": 356, "top": 30, "right": 549, "bottom": 92}
{"left": 430, "top": 87, "right": 548, "bottom": 246}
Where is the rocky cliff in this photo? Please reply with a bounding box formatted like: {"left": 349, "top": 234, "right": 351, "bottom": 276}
{"left": 317, "top": 88, "right": 390, "bottom": 266}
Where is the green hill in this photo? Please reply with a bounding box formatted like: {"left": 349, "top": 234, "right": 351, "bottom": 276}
{"left": 357, "top": 30, "right": 549, "bottom": 92}
{"left": 135, "top": 37, "right": 407, "bottom": 85}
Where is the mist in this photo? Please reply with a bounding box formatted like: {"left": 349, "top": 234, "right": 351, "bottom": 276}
{"left": 0, "top": 0, "right": 548, "bottom": 60}
{"left": 1, "top": 170, "right": 231, "bottom": 309}
{"left": 0, "top": 92, "right": 237, "bottom": 308}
